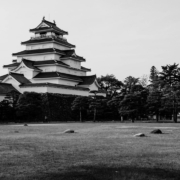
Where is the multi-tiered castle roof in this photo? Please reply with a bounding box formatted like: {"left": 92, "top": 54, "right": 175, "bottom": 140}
{"left": 0, "top": 17, "right": 104, "bottom": 99}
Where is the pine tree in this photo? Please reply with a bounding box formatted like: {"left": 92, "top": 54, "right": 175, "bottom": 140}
{"left": 71, "top": 96, "right": 88, "bottom": 122}
{"left": 158, "top": 63, "right": 180, "bottom": 122}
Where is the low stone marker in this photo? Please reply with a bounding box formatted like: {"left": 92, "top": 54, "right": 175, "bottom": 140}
{"left": 134, "top": 133, "right": 145, "bottom": 137}
{"left": 150, "top": 129, "right": 162, "bottom": 134}
{"left": 63, "top": 129, "right": 75, "bottom": 133}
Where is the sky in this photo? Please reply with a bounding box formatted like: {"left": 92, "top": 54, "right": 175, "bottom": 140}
{"left": 0, "top": 0, "right": 180, "bottom": 81}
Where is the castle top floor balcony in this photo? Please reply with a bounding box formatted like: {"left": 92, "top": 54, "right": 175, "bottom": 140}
{"left": 31, "top": 34, "right": 67, "bottom": 42}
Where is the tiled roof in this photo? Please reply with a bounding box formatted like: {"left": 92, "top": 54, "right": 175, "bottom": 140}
{"left": 20, "top": 83, "right": 89, "bottom": 91}
{"left": 33, "top": 72, "right": 83, "bottom": 82}
{"left": 4, "top": 60, "right": 69, "bottom": 69}
{"left": 30, "top": 19, "right": 68, "bottom": 35}
{"left": 0, "top": 74, "right": 8, "bottom": 81}
{"left": 10, "top": 73, "right": 31, "bottom": 84}
{"left": 61, "top": 50, "right": 85, "bottom": 61}
{"left": 0, "top": 83, "right": 18, "bottom": 94}
{"left": 22, "top": 59, "right": 41, "bottom": 71}
{"left": 43, "top": 20, "right": 55, "bottom": 26}
{"left": 78, "top": 75, "right": 96, "bottom": 85}
{"left": 12, "top": 48, "right": 65, "bottom": 56}
{"left": 21, "top": 37, "right": 75, "bottom": 48}
{"left": 3, "top": 63, "right": 20, "bottom": 68}
{"left": 5, "top": 59, "right": 41, "bottom": 72}
{"left": 81, "top": 66, "right": 91, "bottom": 72}
{"left": 34, "top": 60, "right": 69, "bottom": 67}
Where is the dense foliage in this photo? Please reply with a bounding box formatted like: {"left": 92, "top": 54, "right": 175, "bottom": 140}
{"left": 1, "top": 63, "right": 180, "bottom": 123}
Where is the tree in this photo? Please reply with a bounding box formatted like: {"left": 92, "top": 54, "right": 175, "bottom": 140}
{"left": 107, "top": 76, "right": 148, "bottom": 122}
{"left": 158, "top": 63, "right": 180, "bottom": 122}
{"left": 107, "top": 94, "right": 124, "bottom": 121}
{"left": 122, "top": 76, "right": 140, "bottom": 94}
{"left": 139, "top": 74, "right": 149, "bottom": 87}
{"left": 4, "top": 90, "right": 20, "bottom": 122}
{"left": 118, "top": 93, "right": 139, "bottom": 122}
{"left": 149, "top": 66, "right": 159, "bottom": 84}
{"left": 97, "top": 74, "right": 123, "bottom": 97}
{"left": 16, "top": 92, "right": 43, "bottom": 122}
{"left": 0, "top": 99, "right": 13, "bottom": 122}
{"left": 161, "top": 84, "right": 180, "bottom": 123}
{"left": 118, "top": 89, "right": 148, "bottom": 122}
{"left": 71, "top": 96, "right": 88, "bottom": 122}
{"left": 159, "top": 63, "right": 179, "bottom": 86}
{"left": 147, "top": 90, "right": 162, "bottom": 122}
{"left": 88, "top": 92, "right": 102, "bottom": 122}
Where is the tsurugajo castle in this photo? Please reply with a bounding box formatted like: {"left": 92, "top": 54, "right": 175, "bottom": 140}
{"left": 0, "top": 17, "right": 105, "bottom": 100}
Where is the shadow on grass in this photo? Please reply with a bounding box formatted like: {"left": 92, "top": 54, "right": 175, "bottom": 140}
{"left": 31, "top": 165, "right": 180, "bottom": 180}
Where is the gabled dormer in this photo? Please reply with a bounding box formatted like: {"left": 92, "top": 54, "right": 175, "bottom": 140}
{"left": 11, "top": 59, "right": 41, "bottom": 79}
{"left": 30, "top": 17, "right": 68, "bottom": 36}
{"left": 2, "top": 72, "right": 31, "bottom": 92}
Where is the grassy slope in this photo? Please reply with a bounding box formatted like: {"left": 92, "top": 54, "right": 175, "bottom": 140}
{"left": 0, "top": 123, "right": 180, "bottom": 180}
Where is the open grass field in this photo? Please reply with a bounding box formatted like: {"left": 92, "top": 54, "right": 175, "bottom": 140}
{"left": 0, "top": 122, "right": 180, "bottom": 180}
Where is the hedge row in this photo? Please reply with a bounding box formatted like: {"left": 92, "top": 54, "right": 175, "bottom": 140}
{"left": 0, "top": 92, "right": 120, "bottom": 123}
{"left": 16, "top": 92, "right": 78, "bottom": 122}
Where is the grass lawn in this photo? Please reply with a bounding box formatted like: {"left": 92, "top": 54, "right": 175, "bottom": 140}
{"left": 0, "top": 122, "right": 180, "bottom": 180}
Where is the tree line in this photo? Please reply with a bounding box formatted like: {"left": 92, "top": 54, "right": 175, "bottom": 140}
{"left": 1, "top": 63, "right": 180, "bottom": 123}
{"left": 72, "top": 63, "right": 180, "bottom": 123}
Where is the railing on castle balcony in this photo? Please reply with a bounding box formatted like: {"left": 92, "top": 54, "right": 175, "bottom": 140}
{"left": 31, "top": 35, "right": 67, "bottom": 42}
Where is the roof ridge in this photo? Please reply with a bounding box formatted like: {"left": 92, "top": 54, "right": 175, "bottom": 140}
{"left": 22, "top": 58, "right": 34, "bottom": 62}
{"left": 43, "top": 19, "right": 56, "bottom": 26}
{"left": 22, "top": 59, "right": 41, "bottom": 71}
{"left": 12, "top": 48, "right": 65, "bottom": 56}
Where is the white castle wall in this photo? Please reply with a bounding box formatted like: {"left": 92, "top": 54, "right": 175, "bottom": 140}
{"left": 31, "top": 78, "right": 78, "bottom": 86}
{"left": 31, "top": 79, "right": 59, "bottom": 84}
{"left": 39, "top": 65, "right": 56, "bottom": 72}
{"left": 17, "top": 54, "right": 60, "bottom": 62}
{"left": 38, "top": 65, "right": 86, "bottom": 76}
{"left": 26, "top": 42, "right": 71, "bottom": 51}
{"left": 89, "top": 82, "right": 99, "bottom": 91}
{"left": 21, "top": 86, "right": 47, "bottom": 93}
{"left": 56, "top": 66, "right": 86, "bottom": 76}
{"left": 61, "top": 59, "right": 81, "bottom": 69}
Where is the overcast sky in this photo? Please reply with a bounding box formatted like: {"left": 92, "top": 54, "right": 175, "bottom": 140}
{"left": 0, "top": 0, "right": 180, "bottom": 81}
